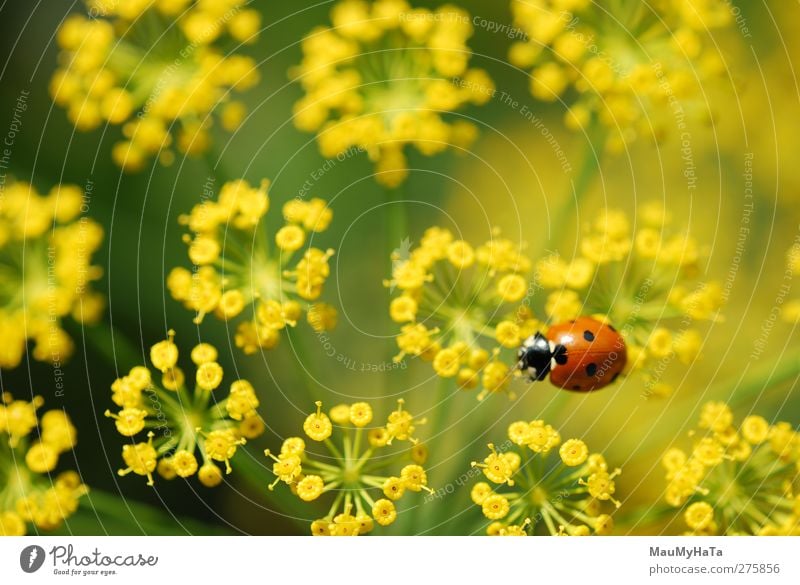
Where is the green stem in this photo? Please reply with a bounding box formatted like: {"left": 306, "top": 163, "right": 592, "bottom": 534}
{"left": 233, "top": 447, "right": 315, "bottom": 533}
{"left": 68, "top": 321, "right": 144, "bottom": 372}
{"left": 384, "top": 182, "right": 409, "bottom": 393}
{"left": 385, "top": 183, "right": 408, "bottom": 276}
{"left": 539, "top": 121, "right": 604, "bottom": 255}
{"left": 621, "top": 344, "right": 800, "bottom": 462}
{"left": 615, "top": 502, "right": 674, "bottom": 531}
{"left": 728, "top": 345, "right": 800, "bottom": 408}
{"left": 284, "top": 327, "right": 320, "bottom": 400}
{"left": 64, "top": 489, "right": 232, "bottom": 535}
{"left": 204, "top": 147, "right": 235, "bottom": 185}
{"left": 427, "top": 376, "right": 452, "bottom": 450}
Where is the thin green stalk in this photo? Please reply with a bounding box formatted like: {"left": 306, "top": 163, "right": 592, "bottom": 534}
{"left": 285, "top": 327, "right": 321, "bottom": 399}
{"left": 538, "top": 121, "right": 604, "bottom": 255}
{"left": 427, "top": 375, "right": 452, "bottom": 446}
{"left": 728, "top": 345, "right": 800, "bottom": 408}
{"left": 385, "top": 183, "right": 408, "bottom": 275}
{"left": 384, "top": 182, "right": 409, "bottom": 394}
{"left": 233, "top": 447, "right": 315, "bottom": 533}
{"left": 68, "top": 321, "right": 144, "bottom": 373}
{"left": 204, "top": 147, "right": 235, "bottom": 185}
{"left": 615, "top": 502, "right": 674, "bottom": 531}
{"left": 65, "top": 489, "right": 232, "bottom": 535}
{"left": 629, "top": 344, "right": 800, "bottom": 457}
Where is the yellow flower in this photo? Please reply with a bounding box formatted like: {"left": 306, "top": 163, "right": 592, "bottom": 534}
{"left": 471, "top": 420, "right": 620, "bottom": 535}
{"left": 52, "top": 1, "right": 260, "bottom": 171}
{"left": 535, "top": 205, "right": 721, "bottom": 396}
{"left": 171, "top": 450, "right": 199, "bottom": 478}
{"left": 0, "top": 181, "right": 104, "bottom": 370}
{"left": 169, "top": 179, "right": 336, "bottom": 354}
{"left": 303, "top": 401, "right": 333, "bottom": 441}
{"left": 0, "top": 395, "right": 87, "bottom": 534}
{"left": 684, "top": 502, "right": 714, "bottom": 531}
{"left": 559, "top": 439, "right": 589, "bottom": 467}
{"left": 510, "top": 0, "right": 731, "bottom": 150}
{"left": 265, "top": 399, "right": 430, "bottom": 535}
{"left": 664, "top": 402, "right": 800, "bottom": 535}
{"left": 107, "top": 335, "right": 262, "bottom": 485}
{"left": 349, "top": 402, "right": 373, "bottom": 427}
{"left": 387, "top": 227, "right": 532, "bottom": 399}
{"left": 292, "top": 0, "right": 494, "bottom": 187}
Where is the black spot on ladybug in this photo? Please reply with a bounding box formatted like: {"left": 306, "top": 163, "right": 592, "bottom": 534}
{"left": 583, "top": 330, "right": 595, "bottom": 342}
{"left": 572, "top": 384, "right": 582, "bottom": 391}
{"left": 611, "top": 372, "right": 620, "bottom": 383}
{"left": 585, "top": 363, "right": 597, "bottom": 377}
{"left": 554, "top": 345, "right": 568, "bottom": 365}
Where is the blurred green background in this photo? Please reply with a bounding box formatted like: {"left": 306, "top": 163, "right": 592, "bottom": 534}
{"left": 0, "top": 0, "right": 799, "bottom": 535}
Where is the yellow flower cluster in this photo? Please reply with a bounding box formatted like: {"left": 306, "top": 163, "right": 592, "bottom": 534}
{"left": 535, "top": 204, "right": 723, "bottom": 397}
{"left": 51, "top": 0, "right": 261, "bottom": 171}
{"left": 292, "top": 0, "right": 494, "bottom": 187}
{"left": 107, "top": 333, "right": 263, "bottom": 487}
{"left": 471, "top": 420, "right": 619, "bottom": 535}
{"left": 0, "top": 394, "right": 87, "bottom": 535}
{"left": 663, "top": 402, "right": 799, "bottom": 535}
{"left": 386, "top": 227, "right": 532, "bottom": 399}
{"left": 265, "top": 399, "right": 430, "bottom": 535}
{"left": 0, "top": 181, "right": 104, "bottom": 369}
{"left": 168, "top": 179, "right": 336, "bottom": 355}
{"left": 510, "top": 0, "right": 730, "bottom": 151}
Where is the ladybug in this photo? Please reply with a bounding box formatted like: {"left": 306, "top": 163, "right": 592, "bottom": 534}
{"left": 517, "top": 316, "right": 627, "bottom": 392}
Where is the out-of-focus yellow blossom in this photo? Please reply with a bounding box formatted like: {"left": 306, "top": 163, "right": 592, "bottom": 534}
{"left": 510, "top": 0, "right": 731, "bottom": 151}
{"left": 535, "top": 205, "right": 723, "bottom": 396}
{"left": 472, "top": 420, "right": 620, "bottom": 535}
{"left": 265, "top": 399, "right": 430, "bottom": 535}
{"left": 107, "top": 333, "right": 263, "bottom": 487}
{"left": 386, "top": 226, "right": 532, "bottom": 399}
{"left": 663, "top": 402, "right": 799, "bottom": 535}
{"left": 0, "top": 394, "right": 87, "bottom": 535}
{"left": 168, "top": 179, "right": 336, "bottom": 355}
{"left": 292, "top": 0, "right": 494, "bottom": 187}
{"left": 51, "top": 1, "right": 261, "bottom": 171}
{"left": 0, "top": 181, "right": 104, "bottom": 369}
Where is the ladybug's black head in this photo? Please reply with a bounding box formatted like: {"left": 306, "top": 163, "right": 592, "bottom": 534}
{"left": 518, "top": 332, "right": 554, "bottom": 382}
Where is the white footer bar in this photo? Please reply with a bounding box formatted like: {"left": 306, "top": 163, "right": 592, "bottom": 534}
{"left": 1, "top": 536, "right": 798, "bottom": 584}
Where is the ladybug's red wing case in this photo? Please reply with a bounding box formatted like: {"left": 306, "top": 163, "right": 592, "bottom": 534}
{"left": 546, "top": 317, "right": 627, "bottom": 392}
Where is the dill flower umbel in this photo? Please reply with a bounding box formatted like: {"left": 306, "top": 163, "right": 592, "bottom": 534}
{"left": 509, "top": 0, "right": 731, "bottom": 151}
{"left": 0, "top": 181, "right": 104, "bottom": 369}
{"left": 107, "top": 333, "right": 263, "bottom": 486}
{"left": 51, "top": 0, "right": 261, "bottom": 171}
{"left": 471, "top": 420, "right": 620, "bottom": 535}
{"left": 386, "top": 226, "right": 532, "bottom": 399}
{"left": 168, "top": 179, "right": 336, "bottom": 355}
{"left": 265, "top": 399, "right": 430, "bottom": 535}
{"left": 292, "top": 0, "right": 494, "bottom": 187}
{"left": 663, "top": 402, "right": 800, "bottom": 535}
{"left": 0, "top": 394, "right": 87, "bottom": 535}
{"left": 535, "top": 204, "right": 723, "bottom": 397}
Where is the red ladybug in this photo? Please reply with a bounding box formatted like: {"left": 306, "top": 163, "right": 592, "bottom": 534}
{"left": 517, "top": 316, "right": 627, "bottom": 392}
